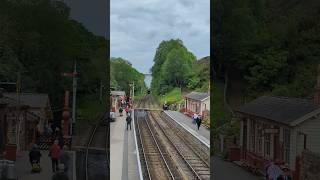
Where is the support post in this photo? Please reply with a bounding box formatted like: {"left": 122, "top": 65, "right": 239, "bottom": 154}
{"left": 72, "top": 61, "right": 77, "bottom": 135}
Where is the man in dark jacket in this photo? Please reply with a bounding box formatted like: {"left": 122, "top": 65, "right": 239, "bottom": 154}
{"left": 126, "top": 115, "right": 132, "bottom": 130}
{"left": 196, "top": 116, "right": 202, "bottom": 130}
{"left": 29, "top": 144, "right": 42, "bottom": 167}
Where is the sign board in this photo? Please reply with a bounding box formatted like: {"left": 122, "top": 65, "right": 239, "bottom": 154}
{"left": 264, "top": 128, "right": 279, "bottom": 134}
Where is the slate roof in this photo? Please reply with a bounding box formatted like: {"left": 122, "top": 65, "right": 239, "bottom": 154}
{"left": 236, "top": 96, "right": 320, "bottom": 125}
{"left": 0, "top": 96, "right": 17, "bottom": 105}
{"left": 111, "top": 91, "right": 125, "bottom": 96}
{"left": 185, "top": 92, "right": 210, "bottom": 101}
{"left": 3, "top": 93, "right": 49, "bottom": 108}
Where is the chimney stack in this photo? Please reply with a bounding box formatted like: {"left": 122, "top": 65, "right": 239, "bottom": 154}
{"left": 314, "top": 64, "right": 320, "bottom": 104}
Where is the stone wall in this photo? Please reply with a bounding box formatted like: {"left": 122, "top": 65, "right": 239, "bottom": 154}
{"left": 300, "top": 150, "right": 320, "bottom": 180}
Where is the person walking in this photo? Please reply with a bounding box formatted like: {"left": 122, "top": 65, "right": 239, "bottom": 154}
{"left": 266, "top": 161, "right": 283, "bottom": 180}
{"left": 125, "top": 106, "right": 129, "bottom": 116}
{"left": 192, "top": 113, "right": 198, "bottom": 124}
{"left": 280, "top": 165, "right": 292, "bottom": 180}
{"left": 49, "top": 140, "right": 61, "bottom": 172}
{"left": 59, "top": 146, "right": 70, "bottom": 172}
{"left": 52, "top": 164, "right": 69, "bottom": 180}
{"left": 29, "top": 144, "right": 41, "bottom": 168}
{"left": 119, "top": 106, "right": 123, "bottom": 116}
{"left": 196, "top": 116, "right": 202, "bottom": 130}
{"left": 126, "top": 114, "right": 132, "bottom": 130}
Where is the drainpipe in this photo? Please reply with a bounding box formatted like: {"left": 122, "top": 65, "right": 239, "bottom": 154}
{"left": 298, "top": 131, "right": 307, "bottom": 150}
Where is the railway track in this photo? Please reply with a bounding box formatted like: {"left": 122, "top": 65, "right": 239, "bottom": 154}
{"left": 136, "top": 110, "right": 176, "bottom": 179}
{"left": 84, "top": 113, "right": 109, "bottom": 180}
{"left": 134, "top": 94, "right": 210, "bottom": 179}
{"left": 150, "top": 111, "right": 210, "bottom": 179}
{"left": 135, "top": 95, "right": 159, "bottom": 109}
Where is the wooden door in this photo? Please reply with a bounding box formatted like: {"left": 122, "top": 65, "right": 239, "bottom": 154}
{"left": 274, "top": 133, "right": 280, "bottom": 160}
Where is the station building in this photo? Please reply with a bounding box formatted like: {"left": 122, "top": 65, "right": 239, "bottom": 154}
{"left": 0, "top": 93, "right": 53, "bottom": 154}
{"left": 237, "top": 96, "right": 320, "bottom": 171}
{"left": 183, "top": 92, "right": 210, "bottom": 119}
{"left": 110, "top": 91, "right": 126, "bottom": 112}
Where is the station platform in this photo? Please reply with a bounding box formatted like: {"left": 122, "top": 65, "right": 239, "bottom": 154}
{"left": 164, "top": 110, "right": 210, "bottom": 148}
{"left": 14, "top": 150, "right": 75, "bottom": 180}
{"left": 110, "top": 112, "right": 140, "bottom": 180}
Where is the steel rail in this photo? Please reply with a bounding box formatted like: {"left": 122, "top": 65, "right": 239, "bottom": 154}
{"left": 149, "top": 111, "right": 208, "bottom": 179}
{"left": 160, "top": 112, "right": 210, "bottom": 168}
{"left": 136, "top": 112, "right": 152, "bottom": 179}
{"left": 144, "top": 115, "right": 175, "bottom": 180}
{"left": 85, "top": 113, "right": 106, "bottom": 180}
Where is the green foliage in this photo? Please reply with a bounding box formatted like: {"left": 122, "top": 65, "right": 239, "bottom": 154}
{"left": 0, "top": 0, "right": 108, "bottom": 119}
{"left": 213, "top": 0, "right": 320, "bottom": 98}
{"left": 190, "top": 56, "right": 210, "bottom": 91}
{"left": 110, "top": 57, "right": 146, "bottom": 96}
{"left": 212, "top": 82, "right": 231, "bottom": 130}
{"left": 159, "top": 88, "right": 183, "bottom": 105}
{"left": 151, "top": 39, "right": 196, "bottom": 94}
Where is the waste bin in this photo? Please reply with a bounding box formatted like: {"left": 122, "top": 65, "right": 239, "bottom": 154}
{"left": 0, "top": 160, "right": 17, "bottom": 180}
{"left": 4, "top": 144, "right": 17, "bottom": 161}
{"left": 6, "top": 161, "right": 16, "bottom": 180}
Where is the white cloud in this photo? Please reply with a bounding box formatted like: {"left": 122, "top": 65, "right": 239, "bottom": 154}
{"left": 111, "top": 0, "right": 210, "bottom": 73}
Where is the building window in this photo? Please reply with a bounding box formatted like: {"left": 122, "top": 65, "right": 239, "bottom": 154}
{"left": 250, "top": 120, "right": 255, "bottom": 152}
{"left": 283, "top": 129, "right": 290, "bottom": 164}
{"left": 264, "top": 133, "right": 271, "bottom": 157}
{"left": 257, "top": 124, "right": 263, "bottom": 154}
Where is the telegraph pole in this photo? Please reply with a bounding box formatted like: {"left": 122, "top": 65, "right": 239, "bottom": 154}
{"left": 99, "top": 80, "right": 103, "bottom": 103}
{"left": 72, "top": 61, "right": 77, "bottom": 135}
{"left": 132, "top": 81, "right": 134, "bottom": 106}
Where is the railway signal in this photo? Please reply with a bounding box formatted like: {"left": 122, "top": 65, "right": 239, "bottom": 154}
{"left": 62, "top": 61, "right": 78, "bottom": 135}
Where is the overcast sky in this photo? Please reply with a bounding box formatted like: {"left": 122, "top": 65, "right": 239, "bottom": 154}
{"left": 64, "top": 0, "right": 109, "bottom": 38}
{"left": 111, "top": 0, "right": 210, "bottom": 74}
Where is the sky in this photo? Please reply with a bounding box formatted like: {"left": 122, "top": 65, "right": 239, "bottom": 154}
{"left": 111, "top": 0, "right": 210, "bottom": 74}
{"left": 64, "top": 0, "right": 109, "bottom": 38}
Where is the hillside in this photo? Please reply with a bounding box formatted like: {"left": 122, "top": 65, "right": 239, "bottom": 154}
{"left": 110, "top": 57, "right": 146, "bottom": 96}
{"left": 213, "top": 0, "right": 320, "bottom": 99}
{"left": 194, "top": 56, "right": 210, "bottom": 92}
{"left": 0, "top": 0, "right": 108, "bottom": 121}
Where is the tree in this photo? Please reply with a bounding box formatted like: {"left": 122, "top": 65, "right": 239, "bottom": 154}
{"left": 150, "top": 39, "right": 196, "bottom": 94}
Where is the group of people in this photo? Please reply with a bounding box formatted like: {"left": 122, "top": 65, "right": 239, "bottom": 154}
{"left": 28, "top": 126, "right": 70, "bottom": 180}
{"left": 118, "top": 104, "right": 133, "bottom": 130}
{"left": 266, "top": 160, "right": 292, "bottom": 180}
{"left": 192, "top": 113, "right": 202, "bottom": 130}
{"left": 119, "top": 105, "right": 131, "bottom": 117}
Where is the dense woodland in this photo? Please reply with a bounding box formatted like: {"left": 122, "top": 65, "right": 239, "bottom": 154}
{"left": 213, "top": 0, "right": 320, "bottom": 98}
{"left": 212, "top": 0, "right": 320, "bottom": 136}
{"left": 151, "top": 39, "right": 210, "bottom": 95}
{"left": 110, "top": 57, "right": 146, "bottom": 96}
{"left": 0, "top": 0, "right": 108, "bottom": 120}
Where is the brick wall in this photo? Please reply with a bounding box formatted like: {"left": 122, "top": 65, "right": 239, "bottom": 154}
{"left": 300, "top": 150, "right": 320, "bottom": 180}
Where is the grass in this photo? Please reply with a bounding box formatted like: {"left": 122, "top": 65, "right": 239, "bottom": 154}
{"left": 159, "top": 88, "right": 184, "bottom": 105}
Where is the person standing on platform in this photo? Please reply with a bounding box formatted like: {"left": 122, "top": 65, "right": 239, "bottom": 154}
{"left": 59, "top": 146, "right": 70, "bottom": 172}
{"left": 192, "top": 113, "right": 198, "bottom": 124}
{"left": 49, "top": 140, "right": 61, "bottom": 172}
{"left": 126, "top": 114, "right": 132, "bottom": 130}
{"left": 196, "top": 116, "right": 202, "bottom": 130}
{"left": 119, "top": 106, "right": 123, "bottom": 116}
{"left": 52, "top": 164, "right": 69, "bottom": 180}
{"left": 29, "top": 144, "right": 41, "bottom": 167}
{"left": 125, "top": 106, "right": 129, "bottom": 116}
{"left": 266, "top": 161, "right": 283, "bottom": 180}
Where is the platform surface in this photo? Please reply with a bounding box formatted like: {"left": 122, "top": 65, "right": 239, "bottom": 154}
{"left": 164, "top": 110, "right": 210, "bottom": 147}
{"left": 110, "top": 112, "right": 140, "bottom": 180}
{"left": 14, "top": 150, "right": 74, "bottom": 180}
